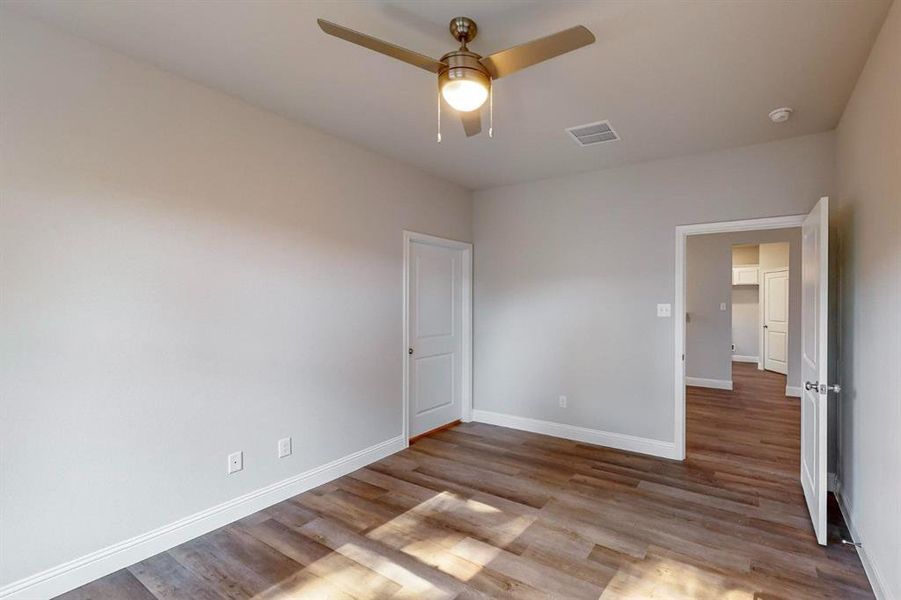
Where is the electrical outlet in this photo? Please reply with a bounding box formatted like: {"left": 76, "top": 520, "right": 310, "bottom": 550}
{"left": 227, "top": 451, "right": 243, "bottom": 475}
{"left": 559, "top": 395, "right": 567, "bottom": 408}
{"left": 657, "top": 303, "right": 672, "bottom": 318}
{"left": 278, "top": 437, "right": 292, "bottom": 459}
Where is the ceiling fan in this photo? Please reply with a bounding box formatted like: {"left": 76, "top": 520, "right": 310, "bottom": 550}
{"left": 317, "top": 16, "right": 595, "bottom": 138}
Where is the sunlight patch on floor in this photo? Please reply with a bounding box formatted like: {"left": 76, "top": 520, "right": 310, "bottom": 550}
{"left": 254, "top": 489, "right": 532, "bottom": 598}
{"left": 600, "top": 555, "right": 753, "bottom": 600}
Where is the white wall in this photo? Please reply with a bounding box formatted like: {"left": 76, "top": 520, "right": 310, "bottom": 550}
{"left": 731, "top": 245, "right": 760, "bottom": 359}
{"left": 834, "top": 1, "right": 901, "bottom": 597}
{"left": 0, "top": 12, "right": 472, "bottom": 589}
{"left": 731, "top": 286, "right": 759, "bottom": 358}
{"left": 686, "top": 233, "right": 798, "bottom": 386}
{"left": 473, "top": 132, "right": 834, "bottom": 443}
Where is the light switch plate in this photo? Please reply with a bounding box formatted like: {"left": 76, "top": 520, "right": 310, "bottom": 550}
{"left": 720, "top": 302, "right": 727, "bottom": 311}
{"left": 657, "top": 303, "right": 672, "bottom": 318}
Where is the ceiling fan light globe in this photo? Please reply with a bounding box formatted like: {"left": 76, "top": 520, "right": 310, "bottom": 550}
{"left": 441, "top": 79, "right": 488, "bottom": 112}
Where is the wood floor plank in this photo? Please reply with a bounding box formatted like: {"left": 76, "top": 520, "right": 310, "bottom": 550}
{"left": 56, "top": 568, "right": 156, "bottom": 600}
{"left": 56, "top": 363, "right": 873, "bottom": 599}
{"left": 127, "top": 552, "right": 222, "bottom": 600}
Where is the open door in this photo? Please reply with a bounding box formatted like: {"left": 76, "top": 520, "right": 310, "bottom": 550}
{"left": 800, "top": 196, "right": 831, "bottom": 545}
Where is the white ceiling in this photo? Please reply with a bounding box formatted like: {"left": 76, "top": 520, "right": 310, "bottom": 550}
{"left": 4, "top": 0, "right": 892, "bottom": 189}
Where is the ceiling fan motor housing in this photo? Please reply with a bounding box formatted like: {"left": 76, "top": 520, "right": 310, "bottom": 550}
{"left": 438, "top": 50, "right": 491, "bottom": 95}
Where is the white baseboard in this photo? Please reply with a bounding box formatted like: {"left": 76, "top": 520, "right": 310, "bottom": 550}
{"left": 685, "top": 377, "right": 733, "bottom": 390}
{"left": 731, "top": 355, "right": 759, "bottom": 363}
{"left": 834, "top": 485, "right": 894, "bottom": 600}
{"left": 471, "top": 409, "right": 679, "bottom": 460}
{"left": 0, "top": 435, "right": 406, "bottom": 600}
{"left": 785, "top": 385, "right": 802, "bottom": 398}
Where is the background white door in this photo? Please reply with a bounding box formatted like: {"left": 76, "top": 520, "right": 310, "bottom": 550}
{"left": 801, "top": 197, "right": 830, "bottom": 545}
{"left": 763, "top": 269, "right": 789, "bottom": 374}
{"left": 407, "top": 237, "right": 466, "bottom": 438}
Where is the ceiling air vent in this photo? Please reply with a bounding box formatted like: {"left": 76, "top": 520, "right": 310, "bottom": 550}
{"left": 565, "top": 120, "right": 619, "bottom": 147}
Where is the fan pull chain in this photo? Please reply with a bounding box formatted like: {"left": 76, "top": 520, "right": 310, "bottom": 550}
{"left": 489, "top": 81, "right": 494, "bottom": 138}
{"left": 436, "top": 85, "right": 442, "bottom": 143}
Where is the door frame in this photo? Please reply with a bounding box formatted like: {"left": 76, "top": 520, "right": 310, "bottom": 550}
{"left": 673, "top": 212, "right": 808, "bottom": 460}
{"left": 402, "top": 230, "right": 473, "bottom": 444}
{"left": 761, "top": 266, "right": 789, "bottom": 374}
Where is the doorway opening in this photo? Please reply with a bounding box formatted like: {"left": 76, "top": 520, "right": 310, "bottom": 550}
{"left": 683, "top": 232, "right": 800, "bottom": 395}
{"left": 684, "top": 234, "right": 800, "bottom": 513}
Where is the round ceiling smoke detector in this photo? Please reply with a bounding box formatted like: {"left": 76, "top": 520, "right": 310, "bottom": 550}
{"left": 769, "top": 107, "right": 794, "bottom": 123}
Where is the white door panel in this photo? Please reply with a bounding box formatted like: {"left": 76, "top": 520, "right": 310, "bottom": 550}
{"left": 800, "top": 197, "right": 830, "bottom": 545}
{"left": 408, "top": 239, "right": 465, "bottom": 437}
{"left": 763, "top": 269, "right": 789, "bottom": 374}
{"left": 415, "top": 353, "right": 454, "bottom": 414}
{"left": 416, "top": 253, "right": 455, "bottom": 338}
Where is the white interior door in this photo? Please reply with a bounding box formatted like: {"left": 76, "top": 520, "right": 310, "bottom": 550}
{"left": 801, "top": 197, "right": 830, "bottom": 545}
{"left": 407, "top": 237, "right": 466, "bottom": 438}
{"left": 763, "top": 269, "right": 789, "bottom": 374}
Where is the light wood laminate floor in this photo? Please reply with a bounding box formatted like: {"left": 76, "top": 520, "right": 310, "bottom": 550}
{"left": 58, "top": 363, "right": 871, "bottom": 599}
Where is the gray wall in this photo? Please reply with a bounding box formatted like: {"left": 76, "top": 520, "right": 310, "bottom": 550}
{"left": 0, "top": 13, "right": 472, "bottom": 586}
{"left": 686, "top": 234, "right": 798, "bottom": 386}
{"left": 834, "top": 1, "right": 901, "bottom": 596}
{"left": 732, "top": 287, "right": 759, "bottom": 358}
{"left": 732, "top": 246, "right": 760, "bottom": 360}
{"left": 473, "top": 132, "right": 834, "bottom": 442}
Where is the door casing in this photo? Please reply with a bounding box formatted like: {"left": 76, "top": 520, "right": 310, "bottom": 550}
{"left": 674, "top": 212, "right": 809, "bottom": 460}
{"left": 402, "top": 230, "right": 473, "bottom": 444}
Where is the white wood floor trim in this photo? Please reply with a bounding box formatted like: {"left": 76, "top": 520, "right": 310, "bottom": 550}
{"left": 785, "top": 385, "right": 803, "bottom": 398}
{"left": 834, "top": 484, "right": 894, "bottom": 600}
{"left": 471, "top": 409, "right": 679, "bottom": 460}
{"left": 731, "top": 355, "right": 759, "bottom": 363}
{"left": 685, "top": 377, "right": 733, "bottom": 390}
{"left": 0, "top": 435, "right": 406, "bottom": 600}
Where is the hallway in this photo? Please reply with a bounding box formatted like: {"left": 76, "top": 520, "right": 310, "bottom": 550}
{"left": 687, "top": 363, "right": 800, "bottom": 488}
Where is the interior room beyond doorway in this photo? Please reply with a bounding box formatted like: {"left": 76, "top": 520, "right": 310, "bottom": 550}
{"left": 685, "top": 229, "right": 801, "bottom": 398}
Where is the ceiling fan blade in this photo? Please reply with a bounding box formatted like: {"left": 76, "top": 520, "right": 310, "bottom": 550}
{"left": 460, "top": 109, "right": 482, "bottom": 137}
{"left": 480, "top": 25, "right": 595, "bottom": 79}
{"left": 317, "top": 19, "right": 444, "bottom": 73}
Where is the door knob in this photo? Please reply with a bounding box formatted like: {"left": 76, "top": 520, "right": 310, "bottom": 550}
{"left": 805, "top": 381, "right": 842, "bottom": 394}
{"left": 408, "top": 347, "right": 414, "bottom": 355}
